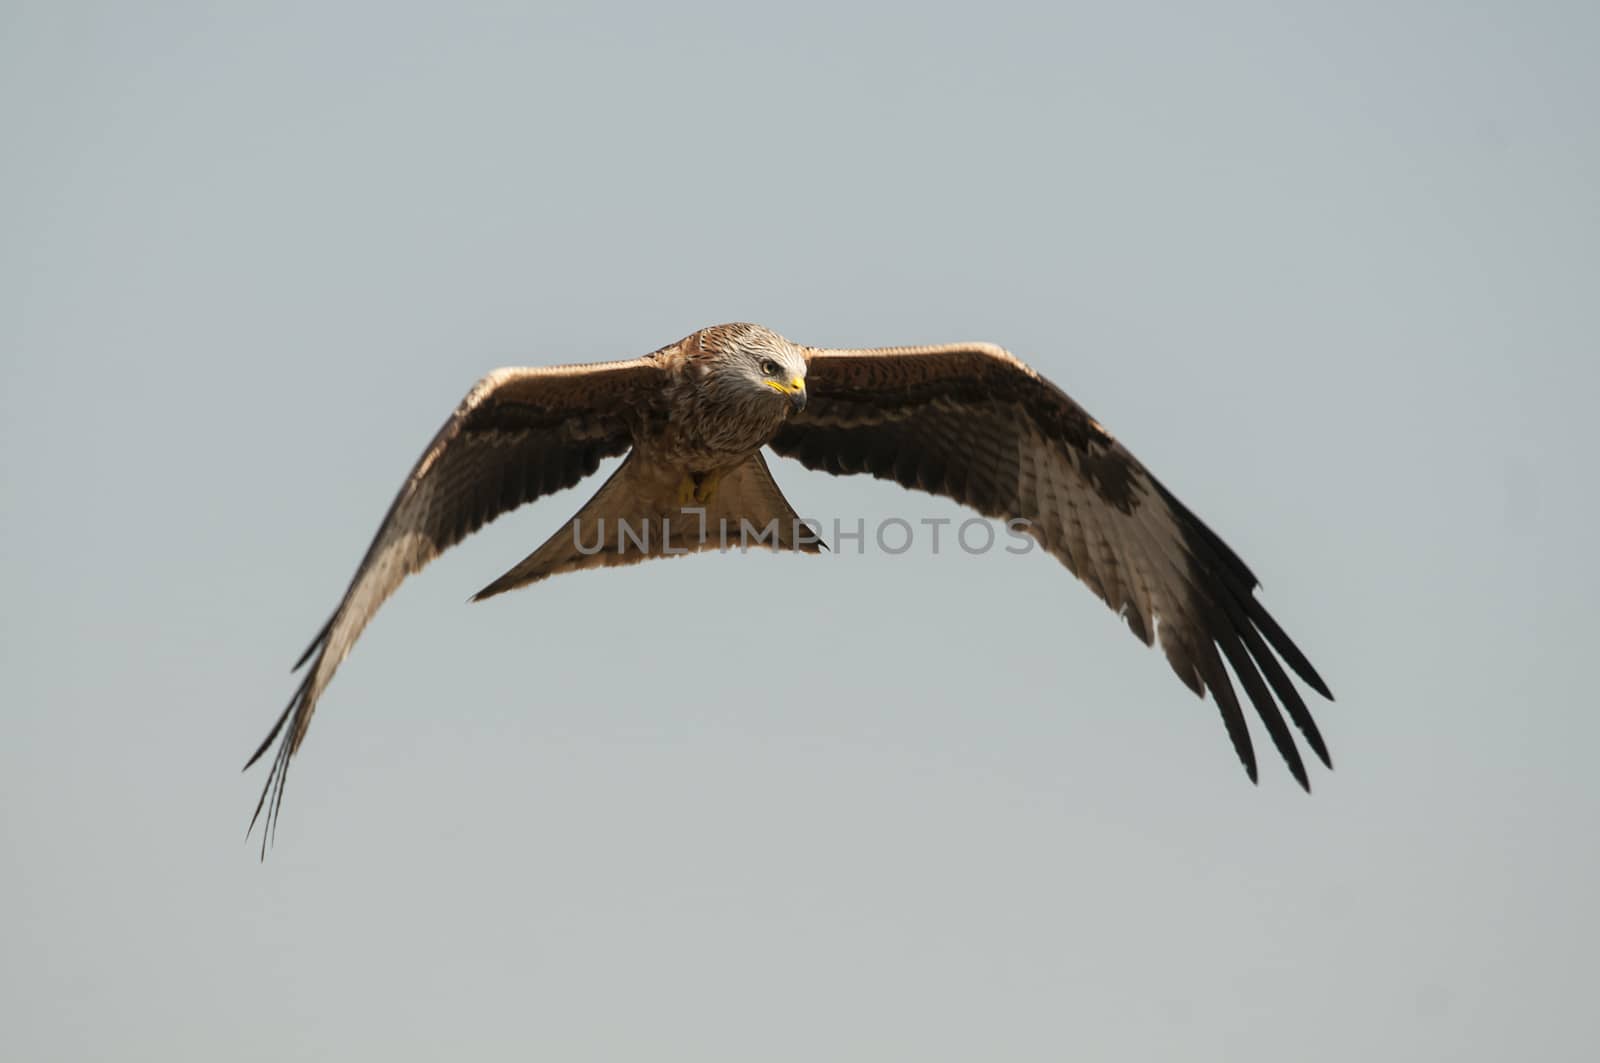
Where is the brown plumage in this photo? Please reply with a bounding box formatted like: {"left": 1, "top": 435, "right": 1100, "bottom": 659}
{"left": 246, "top": 322, "right": 1333, "bottom": 854}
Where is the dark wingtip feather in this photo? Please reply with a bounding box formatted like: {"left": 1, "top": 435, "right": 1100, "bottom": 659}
{"left": 1152, "top": 477, "right": 1262, "bottom": 589}
{"left": 1233, "top": 612, "right": 1333, "bottom": 770}
{"left": 243, "top": 670, "right": 312, "bottom": 771}
{"left": 246, "top": 733, "right": 294, "bottom": 862}
{"left": 1242, "top": 594, "right": 1333, "bottom": 701}
{"left": 1198, "top": 642, "right": 1258, "bottom": 784}
{"left": 247, "top": 658, "right": 318, "bottom": 858}
{"left": 1156, "top": 474, "right": 1333, "bottom": 778}
{"left": 1203, "top": 598, "right": 1310, "bottom": 791}
{"left": 470, "top": 578, "right": 510, "bottom": 603}
{"left": 242, "top": 714, "right": 285, "bottom": 773}
{"left": 292, "top": 613, "right": 335, "bottom": 672}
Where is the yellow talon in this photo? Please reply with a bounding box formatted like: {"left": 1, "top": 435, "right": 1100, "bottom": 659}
{"left": 676, "top": 471, "right": 722, "bottom": 506}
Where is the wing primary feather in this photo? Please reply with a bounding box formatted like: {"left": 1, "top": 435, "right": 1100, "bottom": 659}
{"left": 1156, "top": 495, "right": 1331, "bottom": 700}
{"left": 1239, "top": 593, "right": 1334, "bottom": 700}
{"left": 243, "top": 689, "right": 294, "bottom": 771}
{"left": 1232, "top": 610, "right": 1332, "bottom": 769}
{"left": 292, "top": 614, "right": 335, "bottom": 672}
{"left": 1177, "top": 509, "right": 1337, "bottom": 701}
{"left": 247, "top": 732, "right": 286, "bottom": 861}
{"left": 1113, "top": 485, "right": 1323, "bottom": 784}
{"left": 246, "top": 669, "right": 312, "bottom": 858}
{"left": 1196, "top": 639, "right": 1258, "bottom": 783}
{"left": 1149, "top": 473, "right": 1332, "bottom": 702}
{"left": 1151, "top": 478, "right": 1261, "bottom": 588}
{"left": 1202, "top": 597, "right": 1310, "bottom": 791}
{"left": 264, "top": 741, "right": 291, "bottom": 859}
{"left": 1120, "top": 482, "right": 1321, "bottom": 785}
{"left": 246, "top": 751, "right": 275, "bottom": 837}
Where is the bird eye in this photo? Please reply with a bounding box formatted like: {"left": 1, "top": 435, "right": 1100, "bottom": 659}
{"left": 761, "top": 359, "right": 780, "bottom": 376}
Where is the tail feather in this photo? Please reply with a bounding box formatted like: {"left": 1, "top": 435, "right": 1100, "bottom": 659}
{"left": 473, "top": 451, "right": 820, "bottom": 600}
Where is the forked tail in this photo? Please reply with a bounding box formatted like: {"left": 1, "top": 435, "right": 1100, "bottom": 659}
{"left": 472, "top": 450, "right": 823, "bottom": 600}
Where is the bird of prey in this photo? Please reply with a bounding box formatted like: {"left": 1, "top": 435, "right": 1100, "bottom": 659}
{"left": 247, "top": 322, "right": 1332, "bottom": 849}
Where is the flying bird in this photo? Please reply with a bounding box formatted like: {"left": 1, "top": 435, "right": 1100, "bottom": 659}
{"left": 247, "top": 323, "right": 1333, "bottom": 849}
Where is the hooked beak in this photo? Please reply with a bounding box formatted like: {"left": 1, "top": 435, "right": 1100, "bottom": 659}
{"left": 765, "top": 376, "right": 807, "bottom": 413}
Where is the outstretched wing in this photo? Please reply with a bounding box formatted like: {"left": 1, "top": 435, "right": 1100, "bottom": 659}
{"left": 247, "top": 355, "right": 666, "bottom": 852}
{"left": 769, "top": 343, "right": 1333, "bottom": 786}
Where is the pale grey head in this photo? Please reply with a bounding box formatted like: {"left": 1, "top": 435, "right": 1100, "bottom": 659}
{"left": 690, "top": 322, "right": 808, "bottom": 415}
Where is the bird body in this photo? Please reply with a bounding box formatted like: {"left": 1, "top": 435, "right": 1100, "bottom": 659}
{"left": 247, "top": 322, "right": 1333, "bottom": 851}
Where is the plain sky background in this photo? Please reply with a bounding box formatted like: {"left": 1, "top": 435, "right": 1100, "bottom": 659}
{"left": 3, "top": 2, "right": 1597, "bottom": 1060}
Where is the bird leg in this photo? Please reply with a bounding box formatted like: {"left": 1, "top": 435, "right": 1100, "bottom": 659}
{"left": 677, "top": 470, "right": 722, "bottom": 506}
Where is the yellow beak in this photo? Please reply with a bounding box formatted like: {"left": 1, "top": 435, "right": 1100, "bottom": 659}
{"left": 764, "top": 377, "right": 808, "bottom": 412}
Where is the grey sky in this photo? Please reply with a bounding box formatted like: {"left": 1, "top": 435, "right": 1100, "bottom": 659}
{"left": 3, "top": 1, "right": 1597, "bottom": 1060}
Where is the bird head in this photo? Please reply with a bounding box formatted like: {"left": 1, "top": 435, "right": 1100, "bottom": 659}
{"left": 694, "top": 322, "right": 808, "bottom": 414}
